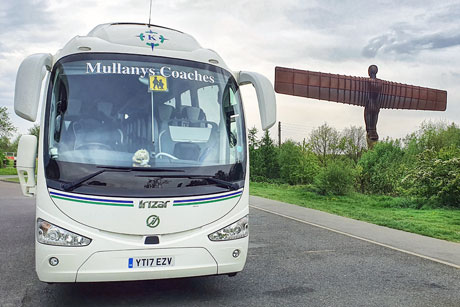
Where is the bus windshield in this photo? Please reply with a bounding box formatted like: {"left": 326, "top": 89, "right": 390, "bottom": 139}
{"left": 44, "top": 54, "right": 246, "bottom": 197}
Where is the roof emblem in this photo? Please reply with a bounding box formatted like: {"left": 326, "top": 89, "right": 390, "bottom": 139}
{"left": 136, "top": 29, "right": 168, "bottom": 51}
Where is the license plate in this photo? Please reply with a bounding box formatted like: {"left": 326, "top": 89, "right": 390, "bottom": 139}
{"left": 128, "top": 256, "right": 175, "bottom": 268}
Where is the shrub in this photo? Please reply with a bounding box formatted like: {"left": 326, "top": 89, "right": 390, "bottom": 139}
{"left": 279, "top": 141, "right": 319, "bottom": 185}
{"left": 315, "top": 160, "right": 356, "bottom": 195}
{"left": 357, "top": 140, "right": 405, "bottom": 195}
{"left": 402, "top": 146, "right": 460, "bottom": 208}
{"left": 404, "top": 122, "right": 460, "bottom": 154}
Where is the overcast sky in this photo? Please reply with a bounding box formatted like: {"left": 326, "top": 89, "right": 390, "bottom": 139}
{"left": 1, "top": 0, "right": 459, "bottom": 142}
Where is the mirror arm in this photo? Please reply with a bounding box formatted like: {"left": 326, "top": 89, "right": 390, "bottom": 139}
{"left": 237, "top": 71, "right": 277, "bottom": 130}
{"left": 17, "top": 135, "right": 38, "bottom": 197}
{"left": 18, "top": 169, "right": 36, "bottom": 197}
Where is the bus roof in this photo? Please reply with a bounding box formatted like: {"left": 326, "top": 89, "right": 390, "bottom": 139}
{"left": 53, "top": 23, "right": 229, "bottom": 71}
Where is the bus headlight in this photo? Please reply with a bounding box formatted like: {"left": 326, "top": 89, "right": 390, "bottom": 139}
{"left": 37, "top": 219, "right": 91, "bottom": 246}
{"left": 208, "top": 215, "right": 248, "bottom": 241}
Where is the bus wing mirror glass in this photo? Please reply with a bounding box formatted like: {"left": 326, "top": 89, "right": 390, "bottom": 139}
{"left": 14, "top": 53, "right": 52, "bottom": 122}
{"left": 238, "top": 71, "right": 277, "bottom": 130}
{"left": 17, "top": 135, "right": 38, "bottom": 197}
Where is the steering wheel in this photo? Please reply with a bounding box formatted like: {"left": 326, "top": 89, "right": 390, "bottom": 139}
{"left": 75, "top": 143, "right": 112, "bottom": 151}
{"left": 155, "top": 152, "right": 178, "bottom": 160}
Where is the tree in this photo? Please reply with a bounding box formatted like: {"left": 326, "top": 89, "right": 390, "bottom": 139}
{"left": 248, "top": 127, "right": 259, "bottom": 149}
{"left": 28, "top": 124, "right": 40, "bottom": 142}
{"left": 7, "top": 135, "right": 21, "bottom": 153}
{"left": 28, "top": 124, "right": 40, "bottom": 138}
{"left": 405, "top": 121, "right": 460, "bottom": 154}
{"left": 0, "top": 107, "right": 16, "bottom": 139}
{"left": 0, "top": 107, "right": 17, "bottom": 152}
{"left": 309, "top": 123, "right": 340, "bottom": 165}
{"left": 0, "top": 136, "right": 10, "bottom": 152}
{"left": 248, "top": 127, "right": 262, "bottom": 180}
{"left": 258, "top": 129, "right": 279, "bottom": 179}
{"left": 340, "top": 126, "right": 367, "bottom": 163}
{"left": 279, "top": 140, "right": 319, "bottom": 185}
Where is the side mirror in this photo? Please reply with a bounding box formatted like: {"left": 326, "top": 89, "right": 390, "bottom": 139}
{"left": 14, "top": 53, "right": 52, "bottom": 122}
{"left": 238, "top": 71, "right": 277, "bottom": 130}
{"left": 17, "top": 135, "right": 38, "bottom": 197}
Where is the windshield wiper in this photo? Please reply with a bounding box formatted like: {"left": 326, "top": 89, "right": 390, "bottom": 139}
{"left": 61, "top": 166, "right": 184, "bottom": 192}
{"left": 196, "top": 176, "right": 240, "bottom": 191}
{"left": 135, "top": 174, "right": 240, "bottom": 191}
{"left": 61, "top": 169, "right": 114, "bottom": 192}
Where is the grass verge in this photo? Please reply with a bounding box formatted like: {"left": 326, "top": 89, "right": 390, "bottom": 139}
{"left": 250, "top": 182, "right": 460, "bottom": 243}
{"left": 0, "top": 168, "right": 17, "bottom": 175}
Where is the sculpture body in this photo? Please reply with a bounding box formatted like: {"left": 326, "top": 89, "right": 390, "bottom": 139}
{"left": 274, "top": 65, "right": 447, "bottom": 145}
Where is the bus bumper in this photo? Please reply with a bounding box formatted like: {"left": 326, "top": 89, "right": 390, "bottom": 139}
{"left": 36, "top": 238, "right": 248, "bottom": 283}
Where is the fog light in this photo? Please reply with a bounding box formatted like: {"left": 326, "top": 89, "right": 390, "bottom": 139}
{"left": 49, "top": 257, "right": 59, "bottom": 266}
{"left": 232, "top": 249, "right": 240, "bottom": 258}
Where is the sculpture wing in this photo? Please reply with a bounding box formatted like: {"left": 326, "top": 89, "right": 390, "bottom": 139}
{"left": 275, "top": 66, "right": 447, "bottom": 111}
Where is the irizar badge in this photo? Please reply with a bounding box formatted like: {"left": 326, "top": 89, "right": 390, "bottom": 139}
{"left": 139, "top": 200, "right": 170, "bottom": 208}
{"left": 146, "top": 215, "right": 160, "bottom": 228}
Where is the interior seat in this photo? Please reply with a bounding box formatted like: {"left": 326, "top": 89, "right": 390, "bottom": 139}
{"left": 172, "top": 106, "right": 207, "bottom": 160}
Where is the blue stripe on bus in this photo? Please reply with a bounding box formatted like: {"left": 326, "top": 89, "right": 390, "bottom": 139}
{"left": 174, "top": 190, "right": 243, "bottom": 204}
{"left": 49, "top": 191, "right": 133, "bottom": 204}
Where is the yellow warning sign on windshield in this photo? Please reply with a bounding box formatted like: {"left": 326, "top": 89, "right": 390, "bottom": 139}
{"left": 149, "top": 75, "right": 168, "bottom": 92}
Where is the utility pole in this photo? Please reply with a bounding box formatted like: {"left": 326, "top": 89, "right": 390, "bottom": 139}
{"left": 278, "top": 121, "right": 281, "bottom": 147}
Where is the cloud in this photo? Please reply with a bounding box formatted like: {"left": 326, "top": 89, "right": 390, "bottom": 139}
{"left": 362, "top": 30, "right": 460, "bottom": 58}
{"left": 0, "top": 0, "right": 53, "bottom": 31}
{"left": 0, "top": 42, "right": 5, "bottom": 59}
{"left": 361, "top": 35, "right": 389, "bottom": 58}
{"left": 362, "top": 2, "right": 460, "bottom": 58}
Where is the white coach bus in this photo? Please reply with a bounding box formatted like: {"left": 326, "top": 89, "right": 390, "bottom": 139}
{"left": 14, "top": 23, "right": 276, "bottom": 282}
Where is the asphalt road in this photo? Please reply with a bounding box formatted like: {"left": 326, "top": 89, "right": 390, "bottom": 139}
{"left": 1, "top": 181, "right": 459, "bottom": 307}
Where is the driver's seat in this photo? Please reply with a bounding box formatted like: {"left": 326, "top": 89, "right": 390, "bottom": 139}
{"left": 73, "top": 118, "right": 117, "bottom": 150}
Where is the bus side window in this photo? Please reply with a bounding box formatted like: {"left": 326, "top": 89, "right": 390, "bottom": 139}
{"left": 197, "top": 85, "right": 220, "bottom": 125}
{"left": 173, "top": 90, "right": 191, "bottom": 122}
{"left": 180, "top": 90, "right": 192, "bottom": 107}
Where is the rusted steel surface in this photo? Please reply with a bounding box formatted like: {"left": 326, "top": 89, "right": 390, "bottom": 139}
{"left": 275, "top": 66, "right": 447, "bottom": 111}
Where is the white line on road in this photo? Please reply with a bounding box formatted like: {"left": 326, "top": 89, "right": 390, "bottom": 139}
{"left": 250, "top": 205, "right": 460, "bottom": 269}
